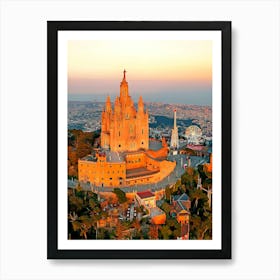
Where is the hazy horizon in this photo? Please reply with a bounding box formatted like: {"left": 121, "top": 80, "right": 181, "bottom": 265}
{"left": 68, "top": 91, "right": 212, "bottom": 106}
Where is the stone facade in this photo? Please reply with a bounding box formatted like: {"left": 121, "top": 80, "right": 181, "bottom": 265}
{"left": 101, "top": 70, "right": 149, "bottom": 152}
{"left": 78, "top": 148, "right": 176, "bottom": 187}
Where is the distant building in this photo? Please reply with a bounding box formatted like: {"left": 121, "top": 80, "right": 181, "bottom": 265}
{"left": 135, "top": 191, "right": 166, "bottom": 225}
{"left": 150, "top": 207, "right": 166, "bottom": 225}
{"left": 185, "top": 125, "right": 202, "bottom": 137}
{"left": 135, "top": 191, "right": 156, "bottom": 209}
{"left": 172, "top": 193, "right": 191, "bottom": 240}
{"left": 172, "top": 194, "right": 191, "bottom": 215}
{"left": 185, "top": 125, "right": 203, "bottom": 145}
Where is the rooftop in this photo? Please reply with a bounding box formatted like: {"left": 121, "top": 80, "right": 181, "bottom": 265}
{"left": 136, "top": 190, "right": 155, "bottom": 199}
{"left": 106, "top": 151, "right": 124, "bottom": 162}
{"left": 80, "top": 154, "right": 97, "bottom": 162}
{"left": 175, "top": 201, "right": 188, "bottom": 212}
{"left": 173, "top": 193, "right": 190, "bottom": 213}
{"left": 121, "top": 150, "right": 146, "bottom": 156}
{"left": 149, "top": 140, "right": 162, "bottom": 151}
{"left": 150, "top": 207, "right": 165, "bottom": 218}
{"left": 126, "top": 167, "right": 160, "bottom": 179}
{"left": 173, "top": 193, "right": 189, "bottom": 202}
{"left": 186, "top": 144, "right": 207, "bottom": 151}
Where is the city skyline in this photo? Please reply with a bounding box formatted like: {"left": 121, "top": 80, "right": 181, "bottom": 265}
{"left": 68, "top": 40, "right": 212, "bottom": 105}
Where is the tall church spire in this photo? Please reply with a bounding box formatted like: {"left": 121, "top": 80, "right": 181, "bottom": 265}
{"left": 123, "top": 69, "right": 126, "bottom": 81}
{"left": 139, "top": 95, "right": 143, "bottom": 105}
{"left": 120, "top": 69, "right": 129, "bottom": 102}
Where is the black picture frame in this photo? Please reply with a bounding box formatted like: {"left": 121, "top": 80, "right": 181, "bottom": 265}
{"left": 47, "top": 21, "right": 231, "bottom": 259}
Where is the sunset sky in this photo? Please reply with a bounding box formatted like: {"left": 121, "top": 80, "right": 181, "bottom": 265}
{"left": 68, "top": 40, "right": 212, "bottom": 105}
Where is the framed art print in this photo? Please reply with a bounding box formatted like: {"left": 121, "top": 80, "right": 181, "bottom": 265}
{"left": 47, "top": 21, "right": 231, "bottom": 259}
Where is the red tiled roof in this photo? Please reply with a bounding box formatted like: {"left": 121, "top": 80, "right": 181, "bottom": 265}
{"left": 186, "top": 144, "right": 206, "bottom": 151}
{"left": 136, "top": 191, "right": 155, "bottom": 199}
{"left": 126, "top": 167, "right": 159, "bottom": 178}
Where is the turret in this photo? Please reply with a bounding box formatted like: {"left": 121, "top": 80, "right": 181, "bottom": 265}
{"left": 105, "top": 95, "right": 111, "bottom": 113}
{"left": 114, "top": 96, "right": 121, "bottom": 116}
{"left": 138, "top": 95, "right": 144, "bottom": 114}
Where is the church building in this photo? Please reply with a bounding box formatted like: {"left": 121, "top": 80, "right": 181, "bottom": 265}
{"left": 78, "top": 71, "right": 176, "bottom": 187}
{"left": 101, "top": 70, "right": 149, "bottom": 152}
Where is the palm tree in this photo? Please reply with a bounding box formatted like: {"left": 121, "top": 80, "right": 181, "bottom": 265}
{"left": 79, "top": 224, "right": 90, "bottom": 239}
{"left": 69, "top": 211, "right": 78, "bottom": 222}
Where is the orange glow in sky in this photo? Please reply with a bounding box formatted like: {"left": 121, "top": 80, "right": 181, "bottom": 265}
{"left": 68, "top": 40, "right": 212, "bottom": 81}
{"left": 68, "top": 40, "right": 212, "bottom": 105}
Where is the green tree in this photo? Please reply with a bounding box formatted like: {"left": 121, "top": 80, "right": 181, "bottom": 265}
{"left": 89, "top": 198, "right": 98, "bottom": 210}
{"left": 189, "top": 188, "right": 208, "bottom": 215}
{"left": 190, "top": 213, "right": 212, "bottom": 240}
{"left": 160, "top": 225, "right": 172, "bottom": 240}
{"left": 161, "top": 202, "right": 172, "bottom": 215}
{"left": 113, "top": 188, "right": 127, "bottom": 204}
{"left": 198, "top": 165, "right": 207, "bottom": 182}
{"left": 69, "top": 195, "right": 84, "bottom": 213}
{"left": 148, "top": 225, "right": 159, "bottom": 239}
{"left": 68, "top": 129, "right": 97, "bottom": 178}
{"left": 166, "top": 219, "right": 181, "bottom": 239}
{"left": 68, "top": 213, "right": 95, "bottom": 239}
{"left": 97, "top": 228, "right": 112, "bottom": 239}
{"left": 165, "top": 185, "right": 172, "bottom": 202}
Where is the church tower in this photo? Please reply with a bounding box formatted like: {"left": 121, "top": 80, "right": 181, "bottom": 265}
{"left": 101, "top": 70, "right": 149, "bottom": 152}
{"left": 136, "top": 95, "right": 149, "bottom": 150}
{"left": 100, "top": 95, "right": 112, "bottom": 149}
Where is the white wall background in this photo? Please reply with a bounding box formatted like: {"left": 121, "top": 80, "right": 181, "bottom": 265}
{"left": 0, "top": 0, "right": 279, "bottom": 279}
